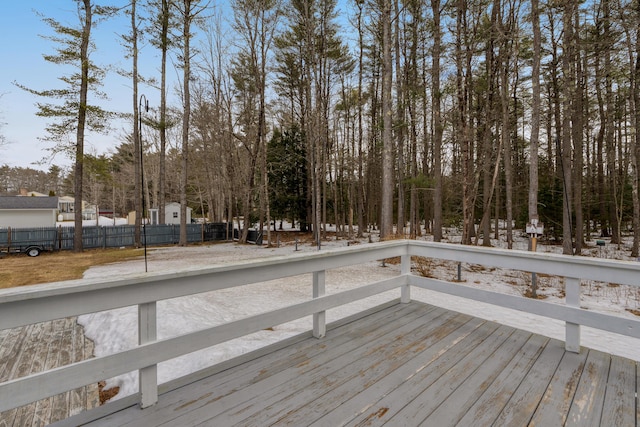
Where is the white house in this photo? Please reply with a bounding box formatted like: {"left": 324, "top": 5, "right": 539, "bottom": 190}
{"left": 149, "top": 202, "right": 192, "bottom": 225}
{"left": 0, "top": 196, "right": 59, "bottom": 228}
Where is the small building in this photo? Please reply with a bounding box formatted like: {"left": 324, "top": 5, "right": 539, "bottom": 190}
{"left": 149, "top": 202, "right": 192, "bottom": 225}
{"left": 0, "top": 196, "right": 59, "bottom": 228}
{"left": 57, "top": 196, "right": 76, "bottom": 221}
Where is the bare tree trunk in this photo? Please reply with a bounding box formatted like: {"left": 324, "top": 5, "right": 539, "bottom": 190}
{"left": 159, "top": 0, "right": 169, "bottom": 225}
{"left": 494, "top": 178, "right": 500, "bottom": 240}
{"left": 381, "top": 0, "right": 394, "bottom": 239}
{"left": 456, "top": 0, "right": 474, "bottom": 245}
{"left": 561, "top": 0, "right": 575, "bottom": 255}
{"left": 476, "top": 0, "right": 498, "bottom": 247}
{"left": 394, "top": 0, "right": 404, "bottom": 237}
{"left": 132, "top": 0, "right": 142, "bottom": 247}
{"left": 572, "top": 11, "right": 584, "bottom": 254}
{"left": 431, "top": 0, "right": 443, "bottom": 242}
{"left": 528, "top": 0, "right": 542, "bottom": 297}
{"left": 355, "top": 1, "right": 365, "bottom": 238}
{"left": 594, "top": 32, "right": 608, "bottom": 237}
{"left": 500, "top": 3, "right": 513, "bottom": 249}
{"left": 178, "top": 0, "right": 200, "bottom": 246}
{"left": 631, "top": 3, "right": 640, "bottom": 257}
{"left": 529, "top": 0, "right": 540, "bottom": 223}
{"left": 548, "top": 10, "right": 563, "bottom": 243}
{"left": 263, "top": 142, "right": 271, "bottom": 245}
{"left": 73, "top": 0, "right": 93, "bottom": 252}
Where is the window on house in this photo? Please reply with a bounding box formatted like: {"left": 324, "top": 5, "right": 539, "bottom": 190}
{"left": 173, "top": 212, "right": 178, "bottom": 218}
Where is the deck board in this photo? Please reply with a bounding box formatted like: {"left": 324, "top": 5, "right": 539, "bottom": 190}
{"left": 39, "top": 302, "right": 640, "bottom": 426}
{"left": 529, "top": 346, "right": 589, "bottom": 426}
{"left": 565, "top": 349, "right": 610, "bottom": 427}
{"left": 101, "top": 302, "right": 433, "bottom": 427}
{"left": 305, "top": 316, "right": 483, "bottom": 427}
{"left": 345, "top": 321, "right": 502, "bottom": 426}
{"left": 420, "top": 328, "right": 531, "bottom": 426}
{"left": 225, "top": 310, "right": 468, "bottom": 426}
{"left": 0, "top": 326, "right": 28, "bottom": 382}
{"left": 0, "top": 318, "right": 99, "bottom": 427}
{"left": 454, "top": 333, "right": 549, "bottom": 426}
{"left": 600, "top": 356, "right": 637, "bottom": 426}
{"left": 289, "top": 313, "right": 476, "bottom": 426}
{"left": 490, "top": 336, "right": 566, "bottom": 426}
{"left": 0, "top": 328, "right": 9, "bottom": 349}
{"left": 381, "top": 324, "right": 514, "bottom": 425}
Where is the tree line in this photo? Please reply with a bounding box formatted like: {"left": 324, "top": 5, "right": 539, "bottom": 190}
{"left": 4, "top": 0, "right": 640, "bottom": 256}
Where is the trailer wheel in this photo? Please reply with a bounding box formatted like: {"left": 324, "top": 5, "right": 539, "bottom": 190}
{"left": 26, "top": 247, "right": 41, "bottom": 257}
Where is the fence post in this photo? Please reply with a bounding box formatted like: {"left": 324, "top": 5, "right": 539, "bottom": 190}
{"left": 313, "top": 270, "right": 326, "bottom": 338}
{"left": 138, "top": 302, "right": 158, "bottom": 408}
{"left": 565, "top": 277, "right": 581, "bottom": 353}
{"left": 401, "top": 250, "right": 411, "bottom": 303}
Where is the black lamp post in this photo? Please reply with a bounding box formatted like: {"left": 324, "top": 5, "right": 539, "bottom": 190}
{"left": 139, "top": 94, "right": 149, "bottom": 272}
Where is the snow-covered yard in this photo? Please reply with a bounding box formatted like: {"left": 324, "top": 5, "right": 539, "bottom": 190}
{"left": 78, "top": 232, "right": 640, "bottom": 400}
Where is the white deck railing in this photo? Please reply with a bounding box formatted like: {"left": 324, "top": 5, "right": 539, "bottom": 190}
{"left": 1, "top": 240, "right": 639, "bottom": 416}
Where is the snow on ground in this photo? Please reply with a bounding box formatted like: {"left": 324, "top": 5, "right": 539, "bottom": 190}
{"left": 56, "top": 216, "right": 129, "bottom": 227}
{"left": 78, "top": 231, "right": 640, "bottom": 400}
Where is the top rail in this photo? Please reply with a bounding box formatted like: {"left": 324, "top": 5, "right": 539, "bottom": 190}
{"left": 407, "top": 240, "right": 640, "bottom": 286}
{"left": 0, "top": 240, "right": 409, "bottom": 330}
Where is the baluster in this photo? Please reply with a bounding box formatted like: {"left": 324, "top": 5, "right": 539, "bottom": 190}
{"left": 565, "top": 277, "right": 581, "bottom": 353}
{"left": 313, "top": 270, "right": 326, "bottom": 338}
{"left": 138, "top": 301, "right": 158, "bottom": 408}
{"left": 401, "top": 252, "right": 411, "bottom": 303}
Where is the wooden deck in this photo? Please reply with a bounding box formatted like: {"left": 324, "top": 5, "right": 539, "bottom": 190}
{"left": 57, "top": 301, "right": 638, "bottom": 427}
{"left": 0, "top": 317, "right": 99, "bottom": 427}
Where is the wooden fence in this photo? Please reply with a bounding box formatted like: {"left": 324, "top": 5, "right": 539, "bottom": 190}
{"left": 0, "top": 223, "right": 239, "bottom": 252}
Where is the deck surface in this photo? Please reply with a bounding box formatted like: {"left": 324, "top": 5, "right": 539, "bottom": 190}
{"left": 0, "top": 317, "right": 99, "bottom": 427}
{"left": 71, "top": 301, "right": 638, "bottom": 427}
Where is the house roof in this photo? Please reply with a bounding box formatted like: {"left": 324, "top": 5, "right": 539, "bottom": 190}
{"left": 0, "top": 196, "right": 59, "bottom": 210}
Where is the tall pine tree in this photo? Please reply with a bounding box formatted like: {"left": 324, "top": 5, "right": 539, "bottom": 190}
{"left": 15, "top": 1, "right": 116, "bottom": 251}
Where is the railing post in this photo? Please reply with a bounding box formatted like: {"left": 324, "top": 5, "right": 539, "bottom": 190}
{"left": 313, "top": 270, "right": 326, "bottom": 338}
{"left": 401, "top": 252, "right": 411, "bottom": 303}
{"left": 565, "top": 277, "right": 581, "bottom": 353}
{"left": 138, "top": 302, "right": 158, "bottom": 408}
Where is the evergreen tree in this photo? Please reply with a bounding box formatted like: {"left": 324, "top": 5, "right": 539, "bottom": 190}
{"left": 14, "top": 1, "right": 117, "bottom": 251}
{"left": 267, "top": 126, "right": 308, "bottom": 229}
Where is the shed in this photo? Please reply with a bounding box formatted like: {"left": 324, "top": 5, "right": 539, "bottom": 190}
{"left": 149, "top": 202, "right": 192, "bottom": 225}
{"left": 0, "top": 196, "right": 59, "bottom": 228}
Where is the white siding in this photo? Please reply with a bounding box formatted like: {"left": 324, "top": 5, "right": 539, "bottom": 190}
{"left": 164, "top": 203, "right": 192, "bottom": 225}
{"left": 0, "top": 209, "right": 57, "bottom": 228}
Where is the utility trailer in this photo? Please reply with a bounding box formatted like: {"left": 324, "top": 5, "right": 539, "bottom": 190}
{"left": 0, "top": 227, "right": 57, "bottom": 257}
{"left": 0, "top": 243, "right": 49, "bottom": 257}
